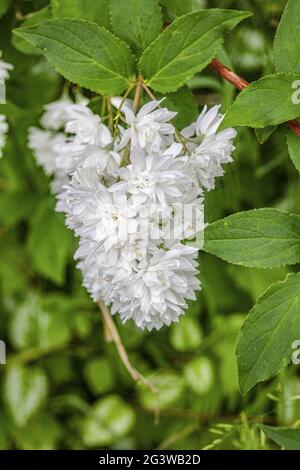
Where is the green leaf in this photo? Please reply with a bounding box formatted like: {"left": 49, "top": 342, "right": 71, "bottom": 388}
{"left": 138, "top": 371, "right": 185, "bottom": 410}
{"left": 287, "top": 130, "right": 300, "bottom": 174}
{"left": 0, "top": 0, "right": 10, "bottom": 19}
{"left": 160, "top": 0, "right": 193, "bottom": 17}
{"left": 110, "top": 0, "right": 163, "bottom": 53}
{"left": 203, "top": 208, "right": 300, "bottom": 268}
{"left": 229, "top": 265, "right": 289, "bottom": 301}
{"left": 10, "top": 293, "right": 71, "bottom": 351}
{"left": 274, "top": 0, "right": 300, "bottom": 73}
{"left": 163, "top": 86, "right": 198, "bottom": 129}
{"left": 14, "top": 19, "right": 136, "bottom": 95}
{"left": 0, "top": 191, "right": 36, "bottom": 228}
{"left": 12, "top": 7, "right": 52, "bottom": 56}
{"left": 214, "top": 315, "right": 243, "bottom": 396}
{"left": 27, "top": 199, "right": 72, "bottom": 285}
{"left": 255, "top": 126, "right": 277, "bottom": 144}
{"left": 222, "top": 73, "right": 300, "bottom": 129}
{"left": 160, "top": 0, "right": 204, "bottom": 17}
{"left": 170, "top": 316, "right": 202, "bottom": 352}
{"left": 140, "top": 9, "right": 251, "bottom": 93}
{"left": 4, "top": 365, "right": 48, "bottom": 427}
{"left": 0, "top": 411, "right": 10, "bottom": 449}
{"left": 236, "top": 272, "right": 300, "bottom": 394}
{"left": 259, "top": 424, "right": 300, "bottom": 450}
{"left": 82, "top": 395, "right": 135, "bottom": 447}
{"left": 13, "top": 414, "right": 62, "bottom": 450}
{"left": 51, "top": 0, "right": 111, "bottom": 30}
{"left": 184, "top": 356, "right": 215, "bottom": 395}
{"left": 84, "top": 357, "right": 116, "bottom": 395}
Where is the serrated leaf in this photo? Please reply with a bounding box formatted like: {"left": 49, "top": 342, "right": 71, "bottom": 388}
{"left": 274, "top": 0, "right": 300, "bottom": 73}
{"left": 259, "top": 424, "right": 300, "bottom": 450}
{"left": 0, "top": 0, "right": 10, "bottom": 19}
{"left": 236, "top": 272, "right": 300, "bottom": 394}
{"left": 160, "top": 0, "right": 204, "bottom": 17}
{"left": 82, "top": 395, "right": 135, "bottom": 447}
{"left": 255, "top": 126, "right": 277, "bottom": 144}
{"left": 160, "top": 0, "right": 193, "bottom": 17}
{"left": 51, "top": 0, "right": 111, "bottom": 30}
{"left": 202, "top": 208, "right": 300, "bottom": 268}
{"left": 14, "top": 19, "right": 136, "bottom": 95}
{"left": 140, "top": 9, "right": 251, "bottom": 93}
{"left": 12, "top": 7, "right": 52, "bottom": 56}
{"left": 287, "top": 130, "right": 300, "bottom": 174}
{"left": 110, "top": 0, "right": 163, "bottom": 53}
{"left": 27, "top": 199, "right": 72, "bottom": 285}
{"left": 4, "top": 365, "right": 48, "bottom": 427}
{"left": 222, "top": 73, "right": 300, "bottom": 129}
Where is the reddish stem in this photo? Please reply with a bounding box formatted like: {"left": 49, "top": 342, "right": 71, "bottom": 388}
{"left": 209, "top": 58, "right": 300, "bottom": 137}
{"left": 288, "top": 119, "right": 300, "bottom": 137}
{"left": 210, "top": 59, "right": 249, "bottom": 90}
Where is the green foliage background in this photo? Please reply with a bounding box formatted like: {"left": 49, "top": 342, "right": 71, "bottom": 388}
{"left": 1, "top": 0, "right": 300, "bottom": 450}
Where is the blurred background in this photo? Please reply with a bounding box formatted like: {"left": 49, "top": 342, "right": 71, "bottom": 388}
{"left": 1, "top": 0, "right": 299, "bottom": 450}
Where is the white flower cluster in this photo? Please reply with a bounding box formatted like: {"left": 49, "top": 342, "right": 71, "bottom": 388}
{"left": 0, "top": 54, "right": 13, "bottom": 157}
{"left": 29, "top": 94, "right": 236, "bottom": 330}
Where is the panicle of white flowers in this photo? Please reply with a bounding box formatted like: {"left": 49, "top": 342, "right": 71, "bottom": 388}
{"left": 0, "top": 53, "right": 13, "bottom": 158}
{"left": 28, "top": 92, "right": 236, "bottom": 330}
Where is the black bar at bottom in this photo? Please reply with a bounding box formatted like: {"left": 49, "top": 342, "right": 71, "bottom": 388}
{"left": 0, "top": 450, "right": 299, "bottom": 468}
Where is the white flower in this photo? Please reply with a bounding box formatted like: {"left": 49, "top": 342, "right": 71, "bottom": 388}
{"left": 76, "top": 145, "right": 121, "bottom": 179}
{"left": 91, "top": 190, "right": 138, "bottom": 250}
{"left": 28, "top": 127, "right": 65, "bottom": 175}
{"left": 29, "top": 92, "right": 238, "bottom": 331}
{"left": 115, "top": 99, "right": 176, "bottom": 152}
{"left": 183, "top": 105, "right": 236, "bottom": 191}
{"left": 111, "top": 143, "right": 187, "bottom": 205}
{"left": 61, "top": 168, "right": 139, "bottom": 247}
{"left": 65, "top": 104, "right": 112, "bottom": 147}
{"left": 40, "top": 96, "right": 72, "bottom": 131}
{"left": 0, "top": 114, "right": 8, "bottom": 157}
{"left": 163, "top": 198, "right": 205, "bottom": 242}
{"left": 0, "top": 57, "right": 13, "bottom": 83}
{"left": 57, "top": 167, "right": 103, "bottom": 228}
{"left": 29, "top": 100, "right": 117, "bottom": 196}
{"left": 53, "top": 137, "right": 86, "bottom": 173}
{"left": 0, "top": 56, "right": 12, "bottom": 148}
{"left": 112, "top": 243, "right": 200, "bottom": 330}
{"left": 79, "top": 251, "right": 115, "bottom": 304}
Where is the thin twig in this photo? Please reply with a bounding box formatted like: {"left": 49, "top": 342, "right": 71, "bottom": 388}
{"left": 142, "top": 83, "right": 157, "bottom": 101}
{"left": 113, "top": 83, "right": 135, "bottom": 138}
{"left": 98, "top": 301, "right": 158, "bottom": 395}
{"left": 210, "top": 59, "right": 249, "bottom": 91}
{"left": 209, "top": 58, "right": 300, "bottom": 137}
{"left": 288, "top": 119, "right": 300, "bottom": 137}
{"left": 100, "top": 96, "right": 107, "bottom": 119}
{"left": 132, "top": 74, "right": 144, "bottom": 113}
{"left": 106, "top": 97, "right": 114, "bottom": 132}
